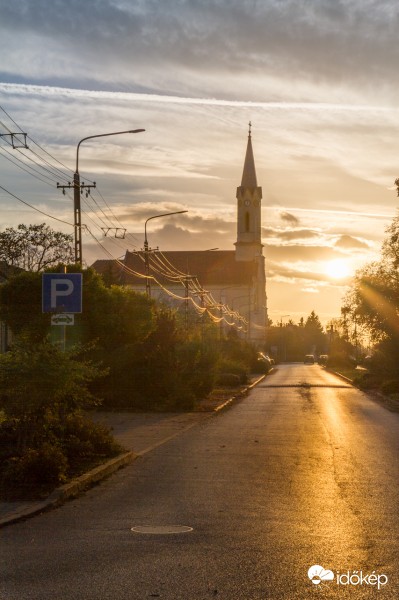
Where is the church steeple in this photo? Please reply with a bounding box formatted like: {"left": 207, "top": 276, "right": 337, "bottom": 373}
{"left": 235, "top": 123, "right": 263, "bottom": 262}
{"left": 241, "top": 122, "right": 258, "bottom": 188}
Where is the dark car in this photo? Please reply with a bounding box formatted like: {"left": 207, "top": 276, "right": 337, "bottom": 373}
{"left": 304, "top": 354, "right": 315, "bottom": 364}
{"left": 318, "top": 354, "right": 328, "bottom": 366}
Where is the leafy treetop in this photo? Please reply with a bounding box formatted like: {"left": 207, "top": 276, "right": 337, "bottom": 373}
{"left": 0, "top": 223, "right": 73, "bottom": 271}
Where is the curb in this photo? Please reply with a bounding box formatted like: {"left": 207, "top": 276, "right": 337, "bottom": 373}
{"left": 0, "top": 451, "right": 136, "bottom": 528}
{"left": 328, "top": 370, "right": 353, "bottom": 384}
{"left": 213, "top": 373, "right": 266, "bottom": 412}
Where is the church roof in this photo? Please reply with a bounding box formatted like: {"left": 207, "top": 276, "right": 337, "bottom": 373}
{"left": 92, "top": 250, "right": 257, "bottom": 287}
{"left": 240, "top": 128, "right": 258, "bottom": 188}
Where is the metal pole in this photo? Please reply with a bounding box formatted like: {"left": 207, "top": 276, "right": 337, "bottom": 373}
{"left": 73, "top": 171, "right": 82, "bottom": 264}
{"left": 74, "top": 128, "right": 145, "bottom": 265}
{"left": 143, "top": 210, "right": 188, "bottom": 297}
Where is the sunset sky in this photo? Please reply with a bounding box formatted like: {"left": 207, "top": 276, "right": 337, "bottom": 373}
{"left": 1, "top": 0, "right": 399, "bottom": 325}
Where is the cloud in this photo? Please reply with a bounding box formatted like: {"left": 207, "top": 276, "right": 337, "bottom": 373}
{"left": 262, "top": 227, "right": 321, "bottom": 242}
{"left": 334, "top": 234, "right": 369, "bottom": 250}
{"left": 280, "top": 211, "right": 300, "bottom": 226}
{"left": 1, "top": 1, "right": 399, "bottom": 105}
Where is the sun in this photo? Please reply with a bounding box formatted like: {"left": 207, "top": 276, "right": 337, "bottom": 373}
{"left": 325, "top": 259, "right": 352, "bottom": 280}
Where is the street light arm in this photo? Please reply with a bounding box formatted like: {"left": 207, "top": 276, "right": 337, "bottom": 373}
{"left": 76, "top": 128, "right": 145, "bottom": 172}
{"left": 144, "top": 210, "right": 188, "bottom": 249}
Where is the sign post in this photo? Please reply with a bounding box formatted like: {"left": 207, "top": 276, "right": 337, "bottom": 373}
{"left": 42, "top": 274, "right": 82, "bottom": 350}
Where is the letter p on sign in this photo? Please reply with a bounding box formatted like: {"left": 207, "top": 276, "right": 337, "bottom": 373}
{"left": 42, "top": 273, "right": 82, "bottom": 313}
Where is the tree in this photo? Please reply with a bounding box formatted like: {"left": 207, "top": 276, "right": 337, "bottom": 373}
{"left": 0, "top": 223, "right": 73, "bottom": 271}
{"left": 342, "top": 208, "right": 399, "bottom": 378}
{"left": 304, "top": 310, "right": 326, "bottom": 354}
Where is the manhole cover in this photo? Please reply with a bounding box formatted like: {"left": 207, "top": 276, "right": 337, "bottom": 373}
{"left": 131, "top": 525, "right": 193, "bottom": 534}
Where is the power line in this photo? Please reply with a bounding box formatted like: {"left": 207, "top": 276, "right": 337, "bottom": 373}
{"left": 0, "top": 185, "right": 74, "bottom": 227}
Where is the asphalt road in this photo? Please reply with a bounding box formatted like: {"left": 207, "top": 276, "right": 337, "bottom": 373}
{"left": 1, "top": 364, "right": 399, "bottom": 599}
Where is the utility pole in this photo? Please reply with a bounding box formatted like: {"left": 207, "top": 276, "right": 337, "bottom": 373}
{"left": 143, "top": 210, "right": 188, "bottom": 297}
{"left": 195, "top": 290, "right": 209, "bottom": 342}
{"left": 143, "top": 234, "right": 152, "bottom": 298}
{"left": 183, "top": 276, "right": 196, "bottom": 333}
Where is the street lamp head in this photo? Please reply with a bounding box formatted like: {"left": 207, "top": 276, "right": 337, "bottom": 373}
{"left": 128, "top": 129, "right": 146, "bottom": 134}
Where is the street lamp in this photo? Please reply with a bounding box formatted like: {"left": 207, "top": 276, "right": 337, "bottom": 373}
{"left": 73, "top": 128, "right": 145, "bottom": 265}
{"left": 143, "top": 210, "right": 188, "bottom": 297}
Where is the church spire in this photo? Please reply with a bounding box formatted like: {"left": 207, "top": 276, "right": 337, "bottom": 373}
{"left": 235, "top": 124, "right": 263, "bottom": 262}
{"left": 241, "top": 121, "right": 258, "bottom": 188}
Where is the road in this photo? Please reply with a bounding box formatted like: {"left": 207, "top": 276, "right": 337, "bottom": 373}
{"left": 1, "top": 364, "right": 399, "bottom": 599}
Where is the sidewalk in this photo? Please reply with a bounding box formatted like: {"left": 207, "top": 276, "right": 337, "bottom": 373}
{"left": 0, "top": 375, "right": 265, "bottom": 528}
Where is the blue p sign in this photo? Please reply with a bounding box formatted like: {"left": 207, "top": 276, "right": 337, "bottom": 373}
{"left": 42, "top": 273, "right": 82, "bottom": 313}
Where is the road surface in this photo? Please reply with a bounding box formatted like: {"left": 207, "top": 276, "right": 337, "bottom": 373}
{"left": 1, "top": 364, "right": 398, "bottom": 599}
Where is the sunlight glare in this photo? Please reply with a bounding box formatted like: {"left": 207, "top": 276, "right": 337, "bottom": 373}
{"left": 325, "top": 259, "right": 351, "bottom": 280}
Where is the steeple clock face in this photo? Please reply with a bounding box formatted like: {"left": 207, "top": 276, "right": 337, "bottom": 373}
{"left": 244, "top": 200, "right": 251, "bottom": 206}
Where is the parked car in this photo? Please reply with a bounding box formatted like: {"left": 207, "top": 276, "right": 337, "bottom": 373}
{"left": 304, "top": 354, "right": 315, "bottom": 364}
{"left": 318, "top": 354, "right": 328, "bottom": 366}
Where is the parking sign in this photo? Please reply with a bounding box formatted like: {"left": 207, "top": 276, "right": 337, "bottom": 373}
{"left": 42, "top": 273, "right": 82, "bottom": 313}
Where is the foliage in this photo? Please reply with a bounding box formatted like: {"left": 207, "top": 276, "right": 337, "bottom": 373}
{"left": 0, "top": 338, "right": 122, "bottom": 499}
{"left": 342, "top": 209, "right": 399, "bottom": 381}
{"left": 58, "top": 413, "right": 122, "bottom": 476}
{"left": 0, "top": 338, "right": 104, "bottom": 450}
{"left": 98, "top": 310, "right": 218, "bottom": 411}
{"left": 82, "top": 269, "right": 155, "bottom": 349}
{"left": 216, "top": 373, "right": 241, "bottom": 387}
{"left": 0, "top": 223, "right": 73, "bottom": 271}
{"left": 216, "top": 357, "right": 249, "bottom": 384}
{"left": 0, "top": 417, "right": 121, "bottom": 499}
{"left": 381, "top": 379, "right": 399, "bottom": 396}
{"left": 1, "top": 443, "right": 68, "bottom": 498}
{"left": 0, "top": 271, "right": 48, "bottom": 342}
{"left": 0, "top": 267, "right": 155, "bottom": 348}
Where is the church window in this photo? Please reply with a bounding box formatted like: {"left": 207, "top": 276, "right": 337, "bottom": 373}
{"left": 245, "top": 211, "right": 250, "bottom": 232}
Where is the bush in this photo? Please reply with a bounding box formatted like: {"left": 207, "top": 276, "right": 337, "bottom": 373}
{"left": 217, "top": 358, "right": 249, "bottom": 384}
{"left": 216, "top": 373, "right": 241, "bottom": 387}
{"left": 352, "top": 372, "right": 382, "bottom": 390}
{"left": 0, "top": 443, "right": 68, "bottom": 499}
{"left": 327, "top": 350, "right": 356, "bottom": 369}
{"left": 381, "top": 380, "right": 399, "bottom": 395}
{"left": 58, "top": 413, "right": 122, "bottom": 475}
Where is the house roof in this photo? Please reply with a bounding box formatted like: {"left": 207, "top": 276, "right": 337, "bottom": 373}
{"left": 90, "top": 258, "right": 127, "bottom": 285}
{"left": 92, "top": 250, "right": 257, "bottom": 287}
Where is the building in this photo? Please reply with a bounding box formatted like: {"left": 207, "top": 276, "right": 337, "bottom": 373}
{"left": 92, "top": 126, "right": 267, "bottom": 342}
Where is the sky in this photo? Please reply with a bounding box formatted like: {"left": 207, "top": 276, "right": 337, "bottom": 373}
{"left": 1, "top": 0, "right": 399, "bottom": 326}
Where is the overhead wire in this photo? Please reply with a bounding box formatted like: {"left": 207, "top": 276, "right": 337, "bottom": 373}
{"left": 0, "top": 145, "right": 56, "bottom": 187}
{"left": 0, "top": 185, "right": 74, "bottom": 227}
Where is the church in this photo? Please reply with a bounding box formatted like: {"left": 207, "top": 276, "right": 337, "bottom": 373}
{"left": 92, "top": 126, "right": 268, "bottom": 343}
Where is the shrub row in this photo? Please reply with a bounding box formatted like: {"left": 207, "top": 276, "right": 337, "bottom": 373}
{"left": 0, "top": 414, "right": 122, "bottom": 499}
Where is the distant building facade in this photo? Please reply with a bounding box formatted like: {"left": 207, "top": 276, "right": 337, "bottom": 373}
{"left": 92, "top": 127, "right": 267, "bottom": 342}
